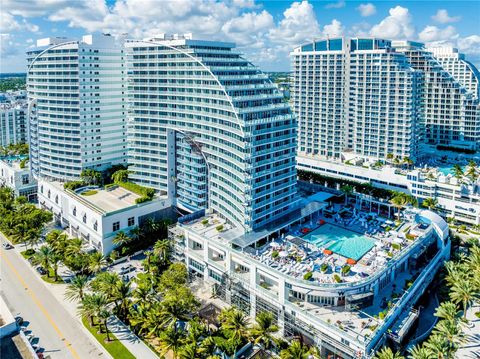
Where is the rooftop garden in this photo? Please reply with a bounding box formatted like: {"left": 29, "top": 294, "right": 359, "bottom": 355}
{"left": 63, "top": 167, "right": 156, "bottom": 204}
{"left": 0, "top": 142, "right": 29, "bottom": 156}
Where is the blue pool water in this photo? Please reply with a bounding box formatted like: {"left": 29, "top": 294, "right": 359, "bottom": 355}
{"left": 438, "top": 165, "right": 467, "bottom": 175}
{"left": 1, "top": 154, "right": 27, "bottom": 161}
{"left": 303, "top": 224, "right": 375, "bottom": 261}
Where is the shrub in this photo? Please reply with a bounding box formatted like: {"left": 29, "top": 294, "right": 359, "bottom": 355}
{"left": 64, "top": 181, "right": 85, "bottom": 191}
{"left": 24, "top": 248, "right": 35, "bottom": 256}
{"left": 392, "top": 243, "right": 401, "bottom": 251}
{"left": 406, "top": 233, "right": 415, "bottom": 241}
{"left": 378, "top": 311, "right": 387, "bottom": 320}
{"left": 135, "top": 196, "right": 150, "bottom": 204}
{"left": 117, "top": 181, "right": 155, "bottom": 203}
{"left": 387, "top": 251, "right": 393, "bottom": 257}
{"left": 320, "top": 263, "right": 328, "bottom": 272}
{"left": 272, "top": 250, "right": 279, "bottom": 258}
{"left": 81, "top": 190, "right": 98, "bottom": 196}
{"left": 303, "top": 271, "right": 313, "bottom": 281}
{"left": 475, "top": 311, "right": 480, "bottom": 319}
{"left": 341, "top": 265, "right": 351, "bottom": 275}
{"left": 19, "top": 157, "right": 28, "bottom": 169}
{"left": 333, "top": 274, "right": 342, "bottom": 283}
{"left": 216, "top": 225, "right": 224, "bottom": 232}
{"left": 201, "top": 219, "right": 209, "bottom": 226}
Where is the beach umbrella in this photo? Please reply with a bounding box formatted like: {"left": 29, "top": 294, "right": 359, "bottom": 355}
{"left": 279, "top": 251, "right": 288, "bottom": 257}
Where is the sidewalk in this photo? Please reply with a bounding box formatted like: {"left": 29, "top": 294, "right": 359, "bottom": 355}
{"left": 11, "top": 239, "right": 158, "bottom": 359}
{"left": 108, "top": 317, "right": 159, "bottom": 359}
{"left": 456, "top": 303, "right": 480, "bottom": 359}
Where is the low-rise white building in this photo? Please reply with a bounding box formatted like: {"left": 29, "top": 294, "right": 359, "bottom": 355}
{"left": 0, "top": 155, "right": 37, "bottom": 201}
{"left": 297, "top": 155, "right": 480, "bottom": 225}
{"left": 172, "top": 206, "right": 450, "bottom": 358}
{"left": 38, "top": 180, "right": 172, "bottom": 254}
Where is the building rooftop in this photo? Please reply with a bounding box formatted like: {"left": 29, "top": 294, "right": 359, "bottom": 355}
{"left": 0, "top": 155, "right": 29, "bottom": 171}
{"left": 50, "top": 182, "right": 150, "bottom": 214}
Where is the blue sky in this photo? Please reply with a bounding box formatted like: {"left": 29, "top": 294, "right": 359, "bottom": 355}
{"left": 1, "top": 0, "right": 479, "bottom": 72}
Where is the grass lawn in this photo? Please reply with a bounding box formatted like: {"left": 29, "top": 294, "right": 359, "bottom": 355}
{"left": 20, "top": 249, "right": 36, "bottom": 259}
{"left": 41, "top": 268, "right": 64, "bottom": 284}
{"left": 81, "top": 316, "right": 136, "bottom": 359}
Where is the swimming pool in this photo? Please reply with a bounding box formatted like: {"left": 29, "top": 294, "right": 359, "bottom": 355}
{"left": 438, "top": 165, "right": 467, "bottom": 176}
{"left": 302, "top": 224, "right": 375, "bottom": 261}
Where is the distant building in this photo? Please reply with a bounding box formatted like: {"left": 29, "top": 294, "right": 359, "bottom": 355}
{"left": 0, "top": 155, "right": 37, "bottom": 201}
{"left": 292, "top": 38, "right": 421, "bottom": 163}
{"left": 0, "top": 102, "right": 28, "bottom": 147}
{"left": 26, "top": 34, "right": 128, "bottom": 181}
{"left": 292, "top": 38, "right": 480, "bottom": 165}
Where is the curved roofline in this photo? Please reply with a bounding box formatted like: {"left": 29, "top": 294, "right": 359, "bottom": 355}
{"left": 129, "top": 39, "right": 245, "bottom": 139}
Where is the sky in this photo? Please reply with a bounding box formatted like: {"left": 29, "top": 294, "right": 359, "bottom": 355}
{"left": 1, "top": 0, "right": 479, "bottom": 73}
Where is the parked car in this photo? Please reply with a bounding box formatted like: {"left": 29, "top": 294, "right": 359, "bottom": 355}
{"left": 2, "top": 242, "right": 13, "bottom": 249}
{"left": 36, "top": 267, "right": 47, "bottom": 275}
{"left": 119, "top": 265, "right": 135, "bottom": 275}
{"left": 27, "top": 257, "right": 35, "bottom": 266}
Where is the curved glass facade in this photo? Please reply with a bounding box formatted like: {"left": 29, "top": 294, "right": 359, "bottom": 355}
{"left": 126, "top": 37, "right": 297, "bottom": 232}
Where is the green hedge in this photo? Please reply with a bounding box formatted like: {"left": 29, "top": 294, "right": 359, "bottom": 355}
{"left": 64, "top": 181, "right": 86, "bottom": 191}
{"left": 303, "top": 271, "right": 313, "bottom": 280}
{"left": 117, "top": 181, "right": 154, "bottom": 197}
{"left": 297, "top": 169, "right": 394, "bottom": 200}
{"left": 333, "top": 274, "right": 342, "bottom": 283}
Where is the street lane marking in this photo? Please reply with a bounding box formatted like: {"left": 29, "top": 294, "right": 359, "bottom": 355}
{"left": 0, "top": 250, "right": 81, "bottom": 359}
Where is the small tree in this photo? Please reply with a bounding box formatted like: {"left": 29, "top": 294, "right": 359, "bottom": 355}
{"left": 111, "top": 169, "right": 133, "bottom": 184}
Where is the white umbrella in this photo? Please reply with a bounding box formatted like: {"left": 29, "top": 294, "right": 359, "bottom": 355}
{"left": 279, "top": 251, "right": 288, "bottom": 257}
{"left": 270, "top": 242, "right": 280, "bottom": 248}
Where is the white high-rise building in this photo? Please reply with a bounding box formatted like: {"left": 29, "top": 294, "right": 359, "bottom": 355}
{"left": 26, "top": 34, "right": 128, "bottom": 181}
{"left": 0, "top": 103, "right": 28, "bottom": 147}
{"left": 292, "top": 38, "right": 421, "bottom": 163}
{"left": 126, "top": 35, "right": 298, "bottom": 233}
{"left": 392, "top": 41, "right": 480, "bottom": 150}
{"left": 428, "top": 46, "right": 480, "bottom": 99}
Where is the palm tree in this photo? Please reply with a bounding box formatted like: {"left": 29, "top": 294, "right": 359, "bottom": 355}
{"left": 112, "top": 231, "right": 131, "bottom": 247}
{"left": 408, "top": 344, "right": 434, "bottom": 359}
{"left": 88, "top": 252, "right": 107, "bottom": 274}
{"left": 129, "top": 226, "right": 142, "bottom": 242}
{"left": 98, "top": 308, "right": 112, "bottom": 341}
{"left": 390, "top": 193, "right": 408, "bottom": 219}
{"left": 433, "top": 319, "right": 465, "bottom": 351}
{"left": 78, "top": 293, "right": 107, "bottom": 327}
{"left": 424, "top": 334, "right": 450, "bottom": 359}
{"left": 452, "top": 164, "right": 464, "bottom": 181}
{"left": 434, "top": 301, "right": 460, "bottom": 323}
{"left": 65, "top": 274, "right": 90, "bottom": 302}
{"left": 374, "top": 347, "right": 404, "bottom": 359}
{"left": 158, "top": 293, "right": 195, "bottom": 329}
{"left": 450, "top": 280, "right": 477, "bottom": 319}
{"left": 113, "top": 280, "right": 131, "bottom": 323}
{"left": 280, "top": 340, "right": 310, "bottom": 359}
{"left": 421, "top": 197, "right": 438, "bottom": 211}
{"left": 219, "top": 307, "right": 249, "bottom": 343}
{"left": 111, "top": 169, "right": 132, "bottom": 184}
{"left": 157, "top": 326, "right": 185, "bottom": 359}
{"left": 178, "top": 343, "right": 199, "bottom": 359}
{"left": 153, "top": 239, "right": 171, "bottom": 264}
{"left": 144, "top": 217, "right": 159, "bottom": 234}
{"left": 465, "top": 160, "right": 478, "bottom": 182}
{"left": 65, "top": 238, "right": 83, "bottom": 258}
{"left": 51, "top": 253, "right": 62, "bottom": 281}
{"left": 340, "top": 184, "right": 354, "bottom": 205}
{"left": 33, "top": 245, "right": 54, "bottom": 276}
{"left": 249, "top": 311, "right": 279, "bottom": 349}
{"left": 185, "top": 318, "right": 207, "bottom": 345}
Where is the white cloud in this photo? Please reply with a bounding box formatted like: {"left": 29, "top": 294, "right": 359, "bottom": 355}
{"left": 457, "top": 35, "right": 480, "bottom": 56}
{"left": 370, "top": 6, "right": 415, "bottom": 40}
{"left": 418, "top": 25, "right": 458, "bottom": 43}
{"left": 357, "top": 3, "right": 376, "bottom": 17}
{"left": 222, "top": 10, "right": 273, "bottom": 46}
{"left": 324, "top": 1, "right": 345, "bottom": 9}
{"left": 322, "top": 19, "right": 344, "bottom": 38}
{"left": 431, "top": 9, "right": 460, "bottom": 24}
{"left": 268, "top": 1, "right": 320, "bottom": 46}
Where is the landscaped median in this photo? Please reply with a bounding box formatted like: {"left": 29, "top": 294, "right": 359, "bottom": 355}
{"left": 81, "top": 316, "right": 135, "bottom": 359}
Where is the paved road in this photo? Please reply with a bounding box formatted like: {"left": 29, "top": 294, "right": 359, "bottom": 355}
{"left": 0, "top": 236, "right": 107, "bottom": 359}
